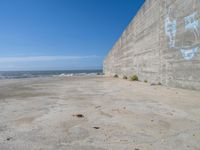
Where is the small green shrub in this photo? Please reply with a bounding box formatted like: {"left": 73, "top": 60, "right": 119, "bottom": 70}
{"left": 130, "top": 75, "right": 138, "bottom": 81}
{"left": 144, "top": 80, "right": 148, "bottom": 83}
{"left": 123, "top": 75, "right": 128, "bottom": 80}
{"left": 113, "top": 74, "right": 118, "bottom": 78}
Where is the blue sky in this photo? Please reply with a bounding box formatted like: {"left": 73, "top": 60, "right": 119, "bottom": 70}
{"left": 0, "top": 0, "right": 144, "bottom": 71}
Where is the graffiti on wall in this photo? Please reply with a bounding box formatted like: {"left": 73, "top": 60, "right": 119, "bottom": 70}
{"left": 185, "top": 12, "right": 199, "bottom": 40}
{"left": 180, "top": 47, "right": 198, "bottom": 60}
{"left": 165, "top": 8, "right": 177, "bottom": 48}
{"left": 165, "top": 17, "right": 176, "bottom": 48}
{"left": 164, "top": 0, "right": 200, "bottom": 60}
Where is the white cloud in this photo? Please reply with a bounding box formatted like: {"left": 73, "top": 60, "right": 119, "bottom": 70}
{"left": 0, "top": 55, "right": 98, "bottom": 63}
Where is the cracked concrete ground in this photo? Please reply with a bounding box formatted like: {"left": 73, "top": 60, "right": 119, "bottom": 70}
{"left": 0, "top": 76, "right": 200, "bottom": 150}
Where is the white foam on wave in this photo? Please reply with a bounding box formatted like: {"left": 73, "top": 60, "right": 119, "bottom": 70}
{"left": 57, "top": 73, "right": 74, "bottom": 77}
{"left": 56, "top": 72, "right": 100, "bottom": 77}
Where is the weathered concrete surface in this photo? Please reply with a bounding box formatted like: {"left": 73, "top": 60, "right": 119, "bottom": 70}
{"left": 104, "top": 0, "right": 200, "bottom": 90}
{"left": 0, "top": 76, "right": 200, "bottom": 150}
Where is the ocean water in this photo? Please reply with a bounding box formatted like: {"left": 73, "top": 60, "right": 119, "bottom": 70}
{"left": 0, "top": 70, "right": 103, "bottom": 79}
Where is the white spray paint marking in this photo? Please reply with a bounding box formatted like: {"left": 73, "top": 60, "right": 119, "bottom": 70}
{"left": 185, "top": 12, "right": 199, "bottom": 39}
{"left": 165, "top": 17, "right": 177, "bottom": 48}
{"left": 180, "top": 47, "right": 198, "bottom": 60}
{"left": 164, "top": 4, "right": 199, "bottom": 60}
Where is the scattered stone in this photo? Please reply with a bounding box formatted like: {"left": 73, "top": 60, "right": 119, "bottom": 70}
{"left": 167, "top": 112, "right": 173, "bottom": 116}
{"left": 150, "top": 82, "right": 162, "bottom": 86}
{"left": 6, "top": 137, "right": 12, "bottom": 141}
{"left": 73, "top": 114, "right": 84, "bottom": 118}
{"left": 135, "top": 148, "right": 140, "bottom": 150}
{"left": 93, "top": 127, "right": 100, "bottom": 129}
{"left": 150, "top": 83, "right": 156, "bottom": 86}
{"left": 95, "top": 106, "right": 101, "bottom": 109}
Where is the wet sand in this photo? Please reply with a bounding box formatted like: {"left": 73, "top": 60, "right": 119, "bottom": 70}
{"left": 0, "top": 76, "right": 200, "bottom": 150}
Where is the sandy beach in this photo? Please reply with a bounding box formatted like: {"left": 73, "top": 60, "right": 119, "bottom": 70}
{"left": 0, "top": 76, "right": 200, "bottom": 150}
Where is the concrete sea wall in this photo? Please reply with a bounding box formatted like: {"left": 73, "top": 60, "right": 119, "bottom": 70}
{"left": 103, "top": 0, "right": 200, "bottom": 90}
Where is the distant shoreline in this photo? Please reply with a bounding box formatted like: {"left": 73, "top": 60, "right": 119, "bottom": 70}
{"left": 0, "top": 69, "right": 103, "bottom": 80}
